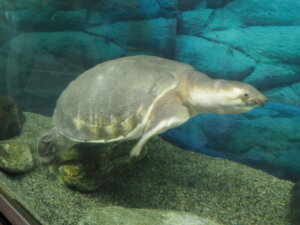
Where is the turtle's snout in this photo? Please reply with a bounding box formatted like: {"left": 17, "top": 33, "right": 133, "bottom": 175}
{"left": 256, "top": 94, "right": 268, "bottom": 106}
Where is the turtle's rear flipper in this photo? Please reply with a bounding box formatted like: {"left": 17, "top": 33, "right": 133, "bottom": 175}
{"left": 37, "top": 129, "right": 56, "bottom": 164}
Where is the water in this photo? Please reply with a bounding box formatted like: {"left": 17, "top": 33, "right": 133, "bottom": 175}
{"left": 0, "top": 0, "right": 299, "bottom": 224}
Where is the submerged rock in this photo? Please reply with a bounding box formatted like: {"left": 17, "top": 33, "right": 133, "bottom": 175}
{"left": 203, "top": 27, "right": 300, "bottom": 66}
{"left": 88, "top": 0, "right": 162, "bottom": 26}
{"left": 86, "top": 18, "right": 176, "bottom": 57}
{"left": 206, "top": 0, "right": 234, "bottom": 9}
{"left": 227, "top": 0, "right": 300, "bottom": 27}
{"left": 0, "top": 18, "right": 15, "bottom": 46}
{"left": 265, "top": 86, "right": 300, "bottom": 105}
{"left": 0, "top": 142, "right": 34, "bottom": 173}
{"left": 0, "top": 95, "right": 24, "bottom": 140}
{"left": 0, "top": 32, "right": 125, "bottom": 114}
{"left": 55, "top": 141, "right": 148, "bottom": 192}
{"left": 79, "top": 206, "right": 220, "bottom": 225}
{"left": 162, "top": 102, "right": 300, "bottom": 181}
{"left": 175, "top": 35, "right": 255, "bottom": 80}
{"left": 178, "top": 0, "right": 200, "bottom": 11}
{"left": 243, "top": 63, "right": 300, "bottom": 90}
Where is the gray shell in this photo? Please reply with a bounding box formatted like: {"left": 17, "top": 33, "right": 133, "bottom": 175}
{"left": 53, "top": 55, "right": 194, "bottom": 142}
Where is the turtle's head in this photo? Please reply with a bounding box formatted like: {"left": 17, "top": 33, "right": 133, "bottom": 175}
{"left": 210, "top": 80, "right": 268, "bottom": 114}
{"left": 187, "top": 79, "right": 268, "bottom": 115}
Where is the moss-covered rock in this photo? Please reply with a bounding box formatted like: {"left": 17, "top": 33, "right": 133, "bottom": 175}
{"left": 54, "top": 140, "right": 148, "bottom": 192}
{"left": 0, "top": 142, "right": 34, "bottom": 173}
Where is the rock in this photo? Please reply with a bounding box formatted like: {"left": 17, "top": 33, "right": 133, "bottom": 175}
{"left": 4, "top": 7, "right": 56, "bottom": 32}
{"left": 178, "top": 0, "right": 201, "bottom": 11}
{"left": 243, "top": 63, "right": 300, "bottom": 90}
{"left": 247, "top": 101, "right": 300, "bottom": 118}
{"left": 162, "top": 102, "right": 300, "bottom": 181}
{"left": 39, "top": 32, "right": 126, "bottom": 67}
{"left": 48, "top": 10, "right": 87, "bottom": 31}
{"left": 57, "top": 163, "right": 102, "bottom": 192}
{"left": 79, "top": 206, "right": 220, "bottom": 225}
{"left": 0, "top": 0, "right": 48, "bottom": 10}
{"left": 291, "top": 82, "right": 300, "bottom": 96}
{"left": 203, "top": 27, "right": 300, "bottom": 65}
{"left": 206, "top": 9, "right": 242, "bottom": 31}
{"left": 86, "top": 18, "right": 176, "bottom": 57}
{"left": 0, "top": 0, "right": 97, "bottom": 10}
{"left": 0, "top": 95, "right": 24, "bottom": 140}
{"left": 0, "top": 15, "right": 16, "bottom": 46}
{"left": 176, "top": 0, "right": 300, "bottom": 105}
{"left": 265, "top": 87, "right": 300, "bottom": 105}
{"left": 177, "top": 6, "right": 242, "bottom": 33}
{"left": 0, "top": 32, "right": 125, "bottom": 114}
{"left": 226, "top": 0, "right": 300, "bottom": 26}
{"left": 199, "top": 25, "right": 300, "bottom": 103}
{"left": 161, "top": 115, "right": 230, "bottom": 159}
{"left": 177, "top": 10, "right": 214, "bottom": 36}
{"left": 88, "top": 0, "right": 163, "bottom": 26}
{"left": 206, "top": 0, "right": 234, "bottom": 9}
{"left": 54, "top": 140, "right": 148, "bottom": 192}
{"left": 192, "top": 0, "right": 300, "bottom": 31}
{"left": 161, "top": 117, "right": 210, "bottom": 155}
{"left": 0, "top": 142, "right": 34, "bottom": 173}
{"left": 175, "top": 35, "right": 255, "bottom": 80}
{"left": 0, "top": 112, "right": 293, "bottom": 225}
{"left": 52, "top": 0, "right": 99, "bottom": 10}
{"left": 156, "top": 0, "right": 177, "bottom": 17}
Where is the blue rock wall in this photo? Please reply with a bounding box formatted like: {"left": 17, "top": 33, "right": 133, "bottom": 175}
{"left": 162, "top": 103, "right": 300, "bottom": 181}
{"left": 0, "top": 0, "right": 299, "bottom": 180}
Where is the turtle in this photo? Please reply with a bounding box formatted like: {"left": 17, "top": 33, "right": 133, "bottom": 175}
{"left": 37, "top": 55, "right": 267, "bottom": 164}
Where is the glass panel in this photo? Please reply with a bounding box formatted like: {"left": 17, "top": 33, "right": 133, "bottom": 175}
{"left": 0, "top": 0, "right": 299, "bottom": 224}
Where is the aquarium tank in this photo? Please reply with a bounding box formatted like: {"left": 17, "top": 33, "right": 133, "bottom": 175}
{"left": 0, "top": 0, "right": 299, "bottom": 224}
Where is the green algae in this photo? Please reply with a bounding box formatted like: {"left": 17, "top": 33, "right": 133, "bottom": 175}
{"left": 0, "top": 142, "right": 34, "bottom": 173}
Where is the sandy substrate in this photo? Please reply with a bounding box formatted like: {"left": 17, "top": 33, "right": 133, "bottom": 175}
{"left": 0, "top": 112, "right": 294, "bottom": 225}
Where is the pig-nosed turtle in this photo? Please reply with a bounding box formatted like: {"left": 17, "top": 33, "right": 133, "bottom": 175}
{"left": 37, "top": 55, "right": 267, "bottom": 163}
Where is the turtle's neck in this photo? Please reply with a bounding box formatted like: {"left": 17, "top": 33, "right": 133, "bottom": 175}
{"left": 179, "top": 71, "right": 220, "bottom": 116}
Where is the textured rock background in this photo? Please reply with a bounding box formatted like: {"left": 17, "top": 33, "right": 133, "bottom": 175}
{"left": 0, "top": 95, "right": 24, "bottom": 139}
{"left": 0, "top": 0, "right": 299, "bottom": 180}
{"left": 1, "top": 0, "right": 299, "bottom": 109}
{"left": 162, "top": 102, "right": 300, "bottom": 181}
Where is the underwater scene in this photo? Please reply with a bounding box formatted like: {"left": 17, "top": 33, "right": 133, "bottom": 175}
{"left": 0, "top": 0, "right": 300, "bottom": 224}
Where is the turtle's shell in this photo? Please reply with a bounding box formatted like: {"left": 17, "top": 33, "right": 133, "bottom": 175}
{"left": 53, "top": 55, "right": 194, "bottom": 142}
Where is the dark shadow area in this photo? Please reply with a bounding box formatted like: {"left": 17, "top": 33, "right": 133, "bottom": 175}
{"left": 0, "top": 211, "right": 12, "bottom": 225}
{"left": 290, "top": 181, "right": 300, "bottom": 225}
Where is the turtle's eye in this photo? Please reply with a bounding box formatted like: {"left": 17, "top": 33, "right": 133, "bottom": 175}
{"left": 241, "top": 93, "right": 250, "bottom": 101}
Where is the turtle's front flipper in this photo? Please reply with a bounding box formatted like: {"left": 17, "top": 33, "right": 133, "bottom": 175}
{"left": 37, "top": 128, "right": 57, "bottom": 164}
{"left": 130, "top": 94, "right": 190, "bottom": 157}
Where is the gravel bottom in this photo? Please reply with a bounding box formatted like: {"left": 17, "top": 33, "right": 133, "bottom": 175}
{"left": 0, "top": 112, "right": 295, "bottom": 225}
